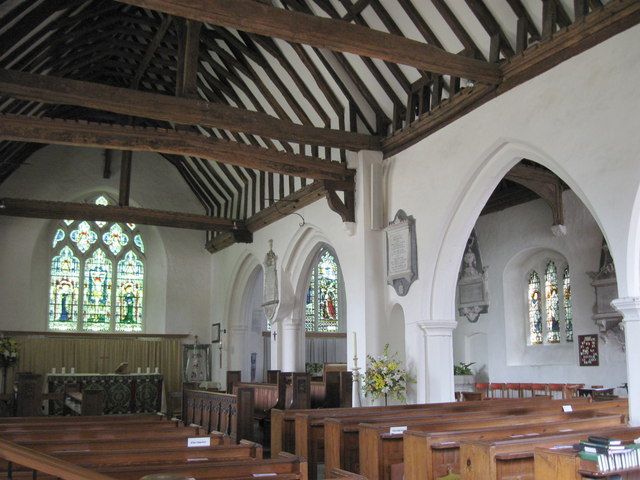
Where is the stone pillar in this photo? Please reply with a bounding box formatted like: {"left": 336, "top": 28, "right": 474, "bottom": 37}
{"left": 281, "top": 319, "right": 304, "bottom": 372}
{"left": 418, "top": 319, "right": 458, "bottom": 403}
{"left": 611, "top": 297, "right": 640, "bottom": 425}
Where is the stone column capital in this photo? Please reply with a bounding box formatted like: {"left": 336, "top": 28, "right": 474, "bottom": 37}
{"left": 612, "top": 297, "right": 640, "bottom": 322}
{"left": 417, "top": 319, "right": 458, "bottom": 336}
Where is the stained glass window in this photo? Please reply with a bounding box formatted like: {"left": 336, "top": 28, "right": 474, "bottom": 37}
{"left": 52, "top": 229, "right": 65, "bottom": 248}
{"left": 48, "top": 195, "right": 145, "bottom": 332}
{"left": 115, "top": 251, "right": 144, "bottom": 332}
{"left": 545, "top": 261, "right": 560, "bottom": 343}
{"left": 83, "top": 249, "right": 112, "bottom": 331}
{"left": 305, "top": 248, "right": 342, "bottom": 332}
{"left": 527, "top": 259, "right": 571, "bottom": 346}
{"left": 49, "top": 246, "right": 80, "bottom": 331}
{"left": 563, "top": 266, "right": 573, "bottom": 342}
{"left": 528, "top": 271, "right": 543, "bottom": 345}
{"left": 70, "top": 221, "right": 98, "bottom": 253}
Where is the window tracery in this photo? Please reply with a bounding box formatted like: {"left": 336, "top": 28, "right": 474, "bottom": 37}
{"left": 48, "top": 195, "right": 145, "bottom": 332}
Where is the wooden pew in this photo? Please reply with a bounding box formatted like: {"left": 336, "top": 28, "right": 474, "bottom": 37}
{"left": 0, "top": 417, "right": 182, "bottom": 432}
{"left": 271, "top": 396, "right": 565, "bottom": 457}
{"left": 314, "top": 397, "right": 596, "bottom": 478}
{"left": 358, "top": 401, "right": 627, "bottom": 480}
{"left": 402, "top": 411, "right": 628, "bottom": 480}
{"left": 356, "top": 409, "right": 626, "bottom": 480}
{"left": 281, "top": 396, "right": 590, "bottom": 459}
{"left": 182, "top": 386, "right": 254, "bottom": 443}
{"left": 0, "top": 439, "right": 308, "bottom": 480}
{"left": 18, "top": 432, "right": 230, "bottom": 453}
{"left": 1, "top": 425, "right": 202, "bottom": 443}
{"left": 0, "top": 412, "right": 167, "bottom": 425}
{"left": 458, "top": 425, "right": 640, "bottom": 480}
{"left": 534, "top": 444, "right": 640, "bottom": 479}
{"left": 42, "top": 440, "right": 263, "bottom": 468}
{"left": 4, "top": 440, "right": 263, "bottom": 477}
{"left": 78, "top": 452, "right": 309, "bottom": 480}
{"left": 324, "top": 467, "right": 367, "bottom": 479}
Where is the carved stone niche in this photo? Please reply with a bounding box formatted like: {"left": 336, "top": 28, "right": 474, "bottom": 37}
{"left": 457, "top": 229, "right": 489, "bottom": 323}
{"left": 588, "top": 239, "right": 624, "bottom": 351}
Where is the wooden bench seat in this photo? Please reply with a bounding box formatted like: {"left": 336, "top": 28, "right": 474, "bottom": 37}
{"left": 6, "top": 440, "right": 263, "bottom": 472}
{"left": 316, "top": 397, "right": 598, "bottom": 478}
{"left": 402, "top": 412, "right": 628, "bottom": 480}
{"left": 0, "top": 438, "right": 309, "bottom": 480}
{"left": 0, "top": 412, "right": 167, "bottom": 425}
{"left": 77, "top": 452, "right": 309, "bottom": 480}
{"left": 458, "top": 425, "right": 640, "bottom": 480}
{"left": 533, "top": 444, "right": 640, "bottom": 479}
{"left": 0, "top": 417, "right": 182, "bottom": 432}
{"left": 272, "top": 396, "right": 584, "bottom": 457}
{"left": 1, "top": 425, "right": 202, "bottom": 443}
{"left": 183, "top": 387, "right": 253, "bottom": 443}
{"left": 17, "top": 432, "right": 230, "bottom": 454}
{"left": 356, "top": 410, "right": 626, "bottom": 480}
{"left": 296, "top": 399, "right": 592, "bottom": 479}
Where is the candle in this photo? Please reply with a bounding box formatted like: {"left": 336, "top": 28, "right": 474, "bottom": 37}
{"left": 146, "top": 366, "right": 150, "bottom": 374}
{"left": 52, "top": 367, "right": 56, "bottom": 374}
{"left": 61, "top": 366, "right": 66, "bottom": 374}
{"left": 70, "top": 367, "right": 75, "bottom": 374}
{"left": 137, "top": 367, "right": 141, "bottom": 374}
{"left": 154, "top": 366, "right": 159, "bottom": 374}
{"left": 352, "top": 331, "right": 357, "bottom": 353}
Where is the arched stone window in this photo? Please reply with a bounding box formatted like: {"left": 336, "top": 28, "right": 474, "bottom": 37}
{"left": 527, "top": 260, "right": 572, "bottom": 345}
{"left": 48, "top": 195, "right": 145, "bottom": 332}
{"left": 304, "top": 248, "right": 343, "bottom": 332}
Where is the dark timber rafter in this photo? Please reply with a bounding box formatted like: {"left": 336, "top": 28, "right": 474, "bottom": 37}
{"left": 382, "top": 0, "right": 640, "bottom": 157}
{"left": 0, "top": 197, "right": 249, "bottom": 234}
{"left": 0, "top": 114, "right": 355, "bottom": 182}
{"left": 114, "top": 0, "right": 501, "bottom": 84}
{"left": 0, "top": 70, "right": 380, "bottom": 151}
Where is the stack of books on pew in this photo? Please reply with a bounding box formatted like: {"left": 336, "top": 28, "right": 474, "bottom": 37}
{"left": 574, "top": 436, "right": 640, "bottom": 472}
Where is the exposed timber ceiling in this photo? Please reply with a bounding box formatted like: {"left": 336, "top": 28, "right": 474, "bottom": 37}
{"left": 0, "top": 0, "right": 638, "bottom": 252}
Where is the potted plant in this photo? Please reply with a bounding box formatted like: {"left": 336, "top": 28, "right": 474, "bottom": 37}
{"left": 361, "top": 344, "right": 414, "bottom": 405}
{"left": 454, "top": 362, "right": 475, "bottom": 391}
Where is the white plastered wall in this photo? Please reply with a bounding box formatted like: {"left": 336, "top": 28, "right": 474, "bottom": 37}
{"left": 385, "top": 24, "right": 640, "bottom": 406}
{"left": 0, "top": 145, "right": 212, "bottom": 340}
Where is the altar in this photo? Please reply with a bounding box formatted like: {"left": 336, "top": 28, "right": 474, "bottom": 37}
{"left": 46, "top": 373, "right": 163, "bottom": 415}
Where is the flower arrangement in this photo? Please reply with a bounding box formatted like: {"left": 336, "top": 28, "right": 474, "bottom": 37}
{"left": 361, "top": 344, "right": 413, "bottom": 404}
{"left": 0, "top": 335, "right": 19, "bottom": 367}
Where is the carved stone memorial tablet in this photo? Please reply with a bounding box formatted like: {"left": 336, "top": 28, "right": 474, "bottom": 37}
{"left": 385, "top": 210, "right": 417, "bottom": 296}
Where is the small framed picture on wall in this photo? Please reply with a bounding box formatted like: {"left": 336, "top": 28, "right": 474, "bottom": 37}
{"left": 211, "top": 323, "right": 221, "bottom": 343}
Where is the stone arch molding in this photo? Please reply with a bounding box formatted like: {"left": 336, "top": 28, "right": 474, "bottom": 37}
{"left": 225, "top": 250, "right": 262, "bottom": 330}
{"left": 275, "top": 224, "right": 336, "bottom": 326}
{"left": 426, "top": 139, "right": 598, "bottom": 323}
{"left": 624, "top": 180, "right": 640, "bottom": 297}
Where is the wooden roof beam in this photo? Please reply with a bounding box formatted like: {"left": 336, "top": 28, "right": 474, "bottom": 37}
{"left": 114, "top": 0, "right": 500, "bottom": 84}
{"left": 0, "top": 114, "right": 355, "bottom": 182}
{"left": 206, "top": 179, "right": 354, "bottom": 252}
{"left": 0, "top": 197, "right": 246, "bottom": 232}
{"left": 0, "top": 70, "right": 380, "bottom": 151}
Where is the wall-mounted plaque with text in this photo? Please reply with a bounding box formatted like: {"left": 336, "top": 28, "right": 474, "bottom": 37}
{"left": 385, "top": 210, "right": 417, "bottom": 296}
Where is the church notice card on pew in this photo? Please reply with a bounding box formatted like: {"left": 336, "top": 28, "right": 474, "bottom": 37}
{"left": 187, "top": 437, "right": 211, "bottom": 447}
{"left": 389, "top": 426, "right": 408, "bottom": 434}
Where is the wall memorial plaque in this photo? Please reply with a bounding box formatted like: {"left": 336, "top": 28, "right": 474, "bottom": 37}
{"left": 385, "top": 210, "right": 417, "bottom": 296}
{"left": 578, "top": 334, "right": 599, "bottom": 366}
